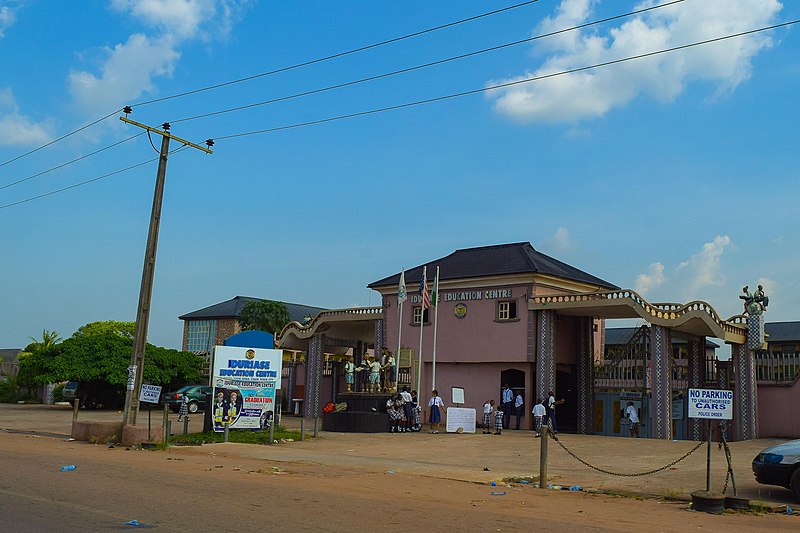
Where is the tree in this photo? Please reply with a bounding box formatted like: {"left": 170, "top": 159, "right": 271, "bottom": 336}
{"left": 72, "top": 321, "right": 135, "bottom": 340}
{"left": 238, "top": 300, "right": 291, "bottom": 334}
{"left": 25, "top": 329, "right": 62, "bottom": 354}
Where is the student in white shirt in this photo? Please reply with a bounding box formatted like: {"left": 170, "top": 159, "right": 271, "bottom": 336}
{"left": 532, "top": 399, "right": 546, "bottom": 437}
{"left": 625, "top": 401, "right": 640, "bottom": 437}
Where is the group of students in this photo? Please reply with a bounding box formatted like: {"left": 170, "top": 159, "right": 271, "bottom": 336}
{"left": 386, "top": 389, "right": 448, "bottom": 434}
{"left": 483, "top": 390, "right": 563, "bottom": 437}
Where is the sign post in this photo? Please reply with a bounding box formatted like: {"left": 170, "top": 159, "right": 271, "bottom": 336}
{"left": 138, "top": 384, "right": 162, "bottom": 442}
{"left": 688, "top": 388, "right": 733, "bottom": 492}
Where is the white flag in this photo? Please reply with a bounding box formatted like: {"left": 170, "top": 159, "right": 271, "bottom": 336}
{"left": 398, "top": 269, "right": 408, "bottom": 303}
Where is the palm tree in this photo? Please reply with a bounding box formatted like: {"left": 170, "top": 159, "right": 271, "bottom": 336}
{"left": 27, "top": 329, "right": 62, "bottom": 354}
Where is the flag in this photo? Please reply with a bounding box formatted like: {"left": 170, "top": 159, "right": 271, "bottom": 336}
{"left": 398, "top": 269, "right": 407, "bottom": 303}
{"left": 419, "top": 266, "right": 430, "bottom": 310}
{"left": 431, "top": 267, "right": 439, "bottom": 308}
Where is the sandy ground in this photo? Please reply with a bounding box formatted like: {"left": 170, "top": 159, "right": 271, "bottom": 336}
{"left": 1, "top": 403, "right": 798, "bottom": 531}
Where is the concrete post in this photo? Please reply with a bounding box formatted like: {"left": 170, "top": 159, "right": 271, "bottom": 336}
{"left": 535, "top": 310, "right": 556, "bottom": 405}
{"left": 576, "top": 317, "right": 595, "bottom": 435}
{"left": 649, "top": 324, "right": 672, "bottom": 439}
{"left": 688, "top": 337, "right": 705, "bottom": 441}
{"left": 732, "top": 343, "right": 758, "bottom": 440}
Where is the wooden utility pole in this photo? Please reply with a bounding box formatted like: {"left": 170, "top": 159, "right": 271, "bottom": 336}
{"left": 120, "top": 114, "right": 212, "bottom": 428}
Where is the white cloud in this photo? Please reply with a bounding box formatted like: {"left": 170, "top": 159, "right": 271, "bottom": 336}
{"left": 541, "top": 227, "right": 575, "bottom": 255}
{"left": 0, "top": 88, "right": 53, "bottom": 146}
{"left": 635, "top": 262, "right": 665, "bottom": 295}
{"left": 633, "top": 235, "right": 732, "bottom": 302}
{"left": 68, "top": 1, "right": 251, "bottom": 115}
{"left": 487, "top": 0, "right": 783, "bottom": 123}
{"left": 0, "top": 5, "right": 17, "bottom": 38}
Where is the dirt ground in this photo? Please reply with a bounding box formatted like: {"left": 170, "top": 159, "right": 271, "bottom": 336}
{"left": 1, "top": 404, "right": 798, "bottom": 531}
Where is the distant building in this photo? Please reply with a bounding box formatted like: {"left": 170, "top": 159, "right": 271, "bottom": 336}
{"left": 178, "top": 296, "right": 326, "bottom": 355}
{"left": 0, "top": 349, "right": 21, "bottom": 379}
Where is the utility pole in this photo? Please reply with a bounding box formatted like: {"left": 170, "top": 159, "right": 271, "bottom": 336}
{"left": 120, "top": 111, "right": 213, "bottom": 429}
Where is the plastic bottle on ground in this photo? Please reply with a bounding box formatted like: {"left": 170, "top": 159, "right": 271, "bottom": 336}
{"left": 60, "top": 465, "right": 76, "bottom": 472}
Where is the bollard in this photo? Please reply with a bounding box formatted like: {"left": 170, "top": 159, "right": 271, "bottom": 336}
{"left": 539, "top": 426, "right": 549, "bottom": 488}
{"left": 183, "top": 415, "right": 190, "bottom": 435}
{"left": 162, "top": 403, "right": 169, "bottom": 441}
{"left": 313, "top": 416, "right": 319, "bottom": 438}
{"left": 72, "top": 398, "right": 80, "bottom": 422}
{"left": 224, "top": 419, "right": 229, "bottom": 443}
{"left": 300, "top": 418, "right": 305, "bottom": 441}
{"left": 166, "top": 420, "right": 171, "bottom": 439}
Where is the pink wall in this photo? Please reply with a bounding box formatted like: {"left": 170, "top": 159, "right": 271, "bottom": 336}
{"left": 383, "top": 283, "right": 531, "bottom": 365}
{"left": 758, "top": 379, "right": 800, "bottom": 438}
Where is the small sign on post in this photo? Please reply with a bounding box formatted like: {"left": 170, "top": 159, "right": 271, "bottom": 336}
{"left": 688, "top": 389, "right": 733, "bottom": 420}
{"left": 139, "top": 384, "right": 162, "bottom": 405}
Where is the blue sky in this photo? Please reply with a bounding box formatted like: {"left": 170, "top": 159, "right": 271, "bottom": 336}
{"left": 1, "top": 0, "right": 798, "bottom": 350}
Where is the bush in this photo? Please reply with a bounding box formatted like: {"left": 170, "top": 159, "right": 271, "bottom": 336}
{"left": 53, "top": 382, "right": 66, "bottom": 402}
{"left": 0, "top": 376, "right": 21, "bottom": 403}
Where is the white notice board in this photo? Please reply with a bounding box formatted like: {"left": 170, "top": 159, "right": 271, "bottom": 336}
{"left": 445, "top": 407, "right": 476, "bottom": 433}
{"left": 139, "top": 384, "right": 162, "bottom": 404}
{"left": 688, "top": 388, "right": 733, "bottom": 420}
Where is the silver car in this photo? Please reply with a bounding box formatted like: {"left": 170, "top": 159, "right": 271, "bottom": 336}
{"left": 752, "top": 439, "right": 800, "bottom": 501}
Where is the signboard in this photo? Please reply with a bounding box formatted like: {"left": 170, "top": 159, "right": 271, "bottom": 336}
{"left": 211, "top": 346, "right": 283, "bottom": 432}
{"left": 451, "top": 386, "right": 465, "bottom": 405}
{"left": 139, "top": 384, "right": 161, "bottom": 404}
{"left": 688, "top": 388, "right": 733, "bottom": 420}
{"left": 445, "top": 407, "right": 476, "bottom": 433}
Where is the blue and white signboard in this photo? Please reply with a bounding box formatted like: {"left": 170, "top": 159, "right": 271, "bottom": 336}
{"left": 688, "top": 388, "right": 733, "bottom": 420}
{"left": 139, "top": 384, "right": 162, "bottom": 404}
{"left": 211, "top": 346, "right": 283, "bottom": 432}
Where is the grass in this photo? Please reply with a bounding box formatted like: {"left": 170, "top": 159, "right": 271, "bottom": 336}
{"left": 168, "top": 426, "right": 303, "bottom": 446}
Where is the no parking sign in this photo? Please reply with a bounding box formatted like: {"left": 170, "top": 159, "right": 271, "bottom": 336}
{"left": 688, "top": 388, "right": 733, "bottom": 420}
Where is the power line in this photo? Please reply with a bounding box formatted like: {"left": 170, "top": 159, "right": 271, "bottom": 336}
{"left": 134, "top": 0, "right": 543, "bottom": 108}
{"left": 0, "top": 2, "right": 540, "bottom": 168}
{"left": 0, "top": 109, "right": 122, "bottom": 169}
{"left": 170, "top": 1, "right": 684, "bottom": 125}
{"left": 212, "top": 19, "right": 799, "bottom": 142}
{"left": 0, "top": 145, "right": 189, "bottom": 211}
{"left": 0, "top": 132, "right": 144, "bottom": 191}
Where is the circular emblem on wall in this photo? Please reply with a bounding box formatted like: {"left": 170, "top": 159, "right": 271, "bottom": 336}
{"left": 245, "top": 349, "right": 256, "bottom": 360}
{"left": 454, "top": 303, "right": 467, "bottom": 319}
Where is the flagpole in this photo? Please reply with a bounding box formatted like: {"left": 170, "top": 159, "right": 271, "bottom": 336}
{"left": 396, "top": 269, "right": 405, "bottom": 390}
{"left": 416, "top": 266, "right": 426, "bottom": 394}
{"left": 431, "top": 266, "right": 440, "bottom": 390}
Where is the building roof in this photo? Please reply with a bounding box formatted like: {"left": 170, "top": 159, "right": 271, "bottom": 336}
{"left": 0, "top": 349, "right": 21, "bottom": 362}
{"left": 368, "top": 242, "right": 619, "bottom": 290}
{"left": 605, "top": 327, "right": 719, "bottom": 348}
{"left": 765, "top": 321, "right": 800, "bottom": 343}
{"left": 179, "top": 296, "right": 326, "bottom": 324}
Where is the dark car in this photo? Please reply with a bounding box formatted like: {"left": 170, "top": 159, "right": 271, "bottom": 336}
{"left": 161, "top": 385, "right": 212, "bottom": 413}
{"left": 61, "top": 380, "right": 125, "bottom": 409}
{"left": 752, "top": 439, "right": 800, "bottom": 501}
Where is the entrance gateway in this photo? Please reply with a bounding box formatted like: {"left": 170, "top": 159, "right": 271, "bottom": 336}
{"left": 277, "top": 243, "right": 757, "bottom": 441}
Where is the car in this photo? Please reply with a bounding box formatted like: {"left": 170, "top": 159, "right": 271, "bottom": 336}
{"left": 752, "top": 439, "right": 800, "bottom": 501}
{"left": 61, "top": 381, "right": 79, "bottom": 403}
{"left": 61, "top": 380, "right": 126, "bottom": 409}
{"left": 161, "top": 385, "right": 212, "bottom": 414}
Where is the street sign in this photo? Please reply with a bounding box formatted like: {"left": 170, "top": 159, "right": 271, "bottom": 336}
{"left": 139, "top": 384, "right": 162, "bottom": 404}
{"left": 688, "top": 388, "right": 733, "bottom": 420}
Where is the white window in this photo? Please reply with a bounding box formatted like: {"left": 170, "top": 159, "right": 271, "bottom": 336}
{"left": 413, "top": 306, "right": 429, "bottom": 324}
{"left": 497, "top": 301, "right": 517, "bottom": 321}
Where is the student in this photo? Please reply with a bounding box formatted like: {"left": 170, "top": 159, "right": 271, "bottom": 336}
{"left": 546, "top": 390, "right": 565, "bottom": 434}
{"left": 625, "top": 401, "right": 640, "bottom": 437}
{"left": 532, "top": 399, "right": 546, "bottom": 437}
{"left": 428, "top": 389, "right": 446, "bottom": 434}
{"left": 494, "top": 406, "right": 504, "bottom": 435}
{"left": 400, "top": 389, "right": 414, "bottom": 431}
{"left": 501, "top": 384, "right": 513, "bottom": 429}
{"left": 411, "top": 390, "right": 422, "bottom": 431}
{"left": 514, "top": 391, "right": 524, "bottom": 430}
{"left": 482, "top": 399, "right": 495, "bottom": 434}
{"left": 177, "top": 393, "right": 189, "bottom": 422}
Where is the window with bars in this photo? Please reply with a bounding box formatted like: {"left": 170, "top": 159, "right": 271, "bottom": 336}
{"left": 412, "top": 306, "right": 429, "bottom": 324}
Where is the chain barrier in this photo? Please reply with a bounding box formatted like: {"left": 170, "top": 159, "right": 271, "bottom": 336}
{"left": 547, "top": 431, "right": 705, "bottom": 477}
{"left": 717, "top": 423, "right": 734, "bottom": 495}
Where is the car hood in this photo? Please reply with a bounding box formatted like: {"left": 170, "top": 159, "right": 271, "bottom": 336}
{"left": 759, "top": 440, "right": 800, "bottom": 460}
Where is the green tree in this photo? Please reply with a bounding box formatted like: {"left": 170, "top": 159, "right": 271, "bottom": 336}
{"left": 72, "top": 320, "right": 135, "bottom": 340}
{"left": 238, "top": 300, "right": 291, "bottom": 334}
{"left": 25, "top": 329, "right": 62, "bottom": 354}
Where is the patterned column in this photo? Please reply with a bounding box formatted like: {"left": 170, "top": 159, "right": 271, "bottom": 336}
{"left": 331, "top": 361, "right": 340, "bottom": 403}
{"left": 733, "top": 343, "right": 758, "bottom": 440}
{"left": 649, "top": 325, "right": 672, "bottom": 440}
{"left": 304, "top": 333, "right": 325, "bottom": 419}
{"left": 287, "top": 361, "right": 296, "bottom": 406}
{"left": 687, "top": 337, "right": 705, "bottom": 441}
{"left": 576, "top": 317, "right": 595, "bottom": 434}
{"left": 535, "top": 310, "right": 556, "bottom": 402}
{"left": 354, "top": 340, "right": 365, "bottom": 393}
{"left": 374, "top": 318, "right": 385, "bottom": 354}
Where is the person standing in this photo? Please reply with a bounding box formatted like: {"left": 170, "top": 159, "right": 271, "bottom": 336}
{"left": 400, "top": 389, "right": 414, "bottom": 431}
{"left": 493, "top": 405, "right": 504, "bottom": 435}
{"left": 514, "top": 391, "right": 524, "bottom": 430}
{"left": 177, "top": 393, "right": 189, "bottom": 422}
{"left": 501, "top": 384, "right": 513, "bottom": 429}
{"left": 482, "top": 399, "right": 495, "bottom": 434}
{"left": 625, "top": 401, "right": 640, "bottom": 437}
{"left": 546, "top": 390, "right": 564, "bottom": 434}
{"left": 532, "top": 399, "right": 546, "bottom": 437}
{"left": 428, "top": 389, "right": 446, "bottom": 434}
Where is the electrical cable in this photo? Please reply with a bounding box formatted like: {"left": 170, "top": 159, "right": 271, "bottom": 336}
{"left": 0, "top": 2, "right": 540, "bottom": 169}
{"left": 0, "top": 132, "right": 144, "bottom": 191}
{"left": 0, "top": 109, "right": 122, "bottom": 169}
{"left": 0, "top": 145, "right": 189, "bottom": 210}
{"left": 170, "top": 1, "right": 683, "bottom": 125}
{"left": 212, "top": 19, "right": 799, "bottom": 142}
{"left": 133, "top": 0, "right": 543, "bottom": 107}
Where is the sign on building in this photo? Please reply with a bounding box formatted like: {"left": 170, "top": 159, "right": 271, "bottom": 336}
{"left": 139, "top": 384, "right": 162, "bottom": 404}
{"left": 211, "top": 346, "right": 283, "bottom": 432}
{"left": 688, "top": 388, "right": 733, "bottom": 420}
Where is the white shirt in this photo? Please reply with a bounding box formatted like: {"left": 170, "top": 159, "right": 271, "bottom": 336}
{"left": 400, "top": 390, "right": 412, "bottom": 402}
{"left": 514, "top": 394, "right": 523, "bottom": 409}
{"left": 429, "top": 396, "right": 444, "bottom": 408}
{"left": 626, "top": 405, "right": 639, "bottom": 424}
{"left": 548, "top": 395, "right": 556, "bottom": 410}
{"left": 502, "top": 388, "right": 513, "bottom": 403}
{"left": 483, "top": 402, "right": 493, "bottom": 414}
{"left": 532, "top": 403, "right": 546, "bottom": 417}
